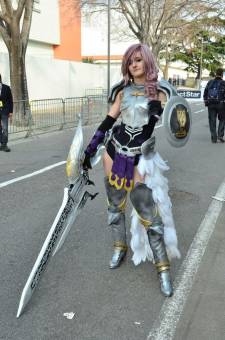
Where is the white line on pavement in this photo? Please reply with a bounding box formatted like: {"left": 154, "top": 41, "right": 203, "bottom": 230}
{"left": 147, "top": 178, "right": 225, "bottom": 340}
{"left": 194, "top": 109, "right": 205, "bottom": 113}
{"left": 0, "top": 161, "right": 66, "bottom": 189}
{"left": 155, "top": 124, "right": 163, "bottom": 129}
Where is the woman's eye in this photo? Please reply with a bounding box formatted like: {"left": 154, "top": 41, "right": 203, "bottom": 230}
{"left": 128, "top": 57, "right": 142, "bottom": 65}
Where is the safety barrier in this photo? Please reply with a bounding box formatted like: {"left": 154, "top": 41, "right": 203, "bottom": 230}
{"left": 9, "top": 95, "right": 108, "bottom": 139}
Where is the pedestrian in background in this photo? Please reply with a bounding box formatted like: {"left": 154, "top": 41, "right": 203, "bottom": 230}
{"left": 203, "top": 68, "right": 225, "bottom": 143}
{"left": 0, "top": 74, "right": 13, "bottom": 152}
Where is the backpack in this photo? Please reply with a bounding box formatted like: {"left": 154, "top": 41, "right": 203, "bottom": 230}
{"left": 207, "top": 79, "right": 221, "bottom": 102}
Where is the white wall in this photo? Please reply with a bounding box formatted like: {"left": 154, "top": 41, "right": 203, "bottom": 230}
{"left": 81, "top": 9, "right": 138, "bottom": 56}
{"left": 0, "top": 53, "right": 10, "bottom": 85}
{"left": 29, "top": 0, "right": 60, "bottom": 45}
{"left": 0, "top": 51, "right": 118, "bottom": 100}
{"left": 25, "top": 56, "right": 108, "bottom": 99}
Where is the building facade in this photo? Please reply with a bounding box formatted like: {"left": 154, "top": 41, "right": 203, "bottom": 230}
{"left": 0, "top": 1, "right": 202, "bottom": 100}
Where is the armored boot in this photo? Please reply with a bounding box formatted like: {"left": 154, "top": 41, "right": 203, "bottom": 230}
{"left": 130, "top": 183, "right": 173, "bottom": 297}
{"left": 104, "top": 177, "right": 128, "bottom": 269}
{"left": 147, "top": 219, "right": 173, "bottom": 297}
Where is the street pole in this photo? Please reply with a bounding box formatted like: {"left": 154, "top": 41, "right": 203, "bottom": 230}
{"left": 199, "top": 37, "right": 203, "bottom": 90}
{"left": 107, "top": 0, "right": 111, "bottom": 99}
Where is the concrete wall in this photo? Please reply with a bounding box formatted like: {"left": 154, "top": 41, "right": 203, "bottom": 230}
{"left": 26, "top": 0, "right": 60, "bottom": 45}
{"left": 0, "top": 52, "right": 123, "bottom": 100}
{"left": 82, "top": 10, "right": 136, "bottom": 57}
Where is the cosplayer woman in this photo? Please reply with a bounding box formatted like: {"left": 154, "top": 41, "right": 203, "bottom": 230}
{"left": 83, "top": 43, "right": 180, "bottom": 297}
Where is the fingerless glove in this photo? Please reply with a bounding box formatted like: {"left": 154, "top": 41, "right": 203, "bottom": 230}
{"left": 83, "top": 115, "right": 116, "bottom": 169}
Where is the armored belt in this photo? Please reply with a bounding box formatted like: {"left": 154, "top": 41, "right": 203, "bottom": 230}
{"left": 111, "top": 137, "right": 142, "bottom": 157}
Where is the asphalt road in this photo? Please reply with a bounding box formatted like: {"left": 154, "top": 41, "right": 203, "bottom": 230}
{"left": 0, "top": 101, "right": 225, "bottom": 340}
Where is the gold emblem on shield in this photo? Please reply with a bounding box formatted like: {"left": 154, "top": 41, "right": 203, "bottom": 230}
{"left": 175, "top": 108, "right": 187, "bottom": 138}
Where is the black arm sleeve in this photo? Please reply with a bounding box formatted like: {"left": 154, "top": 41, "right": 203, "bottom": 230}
{"left": 98, "top": 115, "right": 116, "bottom": 132}
{"left": 142, "top": 115, "right": 158, "bottom": 140}
{"left": 203, "top": 83, "right": 209, "bottom": 101}
{"left": 148, "top": 100, "right": 163, "bottom": 117}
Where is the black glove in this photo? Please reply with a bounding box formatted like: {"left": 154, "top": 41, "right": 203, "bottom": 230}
{"left": 83, "top": 115, "right": 116, "bottom": 170}
{"left": 148, "top": 100, "right": 163, "bottom": 117}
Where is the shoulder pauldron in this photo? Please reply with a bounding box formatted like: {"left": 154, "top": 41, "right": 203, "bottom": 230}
{"left": 108, "top": 79, "right": 125, "bottom": 103}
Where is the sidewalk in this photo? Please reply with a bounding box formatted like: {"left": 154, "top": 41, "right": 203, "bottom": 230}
{"left": 174, "top": 205, "right": 225, "bottom": 340}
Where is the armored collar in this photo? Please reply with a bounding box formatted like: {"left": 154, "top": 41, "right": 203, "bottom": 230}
{"left": 130, "top": 83, "right": 145, "bottom": 97}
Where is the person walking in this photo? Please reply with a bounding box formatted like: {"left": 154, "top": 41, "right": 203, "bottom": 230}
{"left": 203, "top": 68, "right": 225, "bottom": 143}
{"left": 83, "top": 43, "right": 180, "bottom": 297}
{"left": 0, "top": 74, "right": 13, "bottom": 152}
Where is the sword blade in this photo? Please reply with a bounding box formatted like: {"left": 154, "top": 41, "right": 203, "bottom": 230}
{"left": 52, "top": 190, "right": 92, "bottom": 256}
{"left": 17, "top": 180, "right": 96, "bottom": 317}
{"left": 17, "top": 187, "right": 71, "bottom": 318}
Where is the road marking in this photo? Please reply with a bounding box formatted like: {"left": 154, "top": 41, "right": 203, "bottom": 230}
{"left": 147, "top": 179, "right": 225, "bottom": 340}
{"left": 155, "top": 124, "right": 163, "bottom": 129}
{"left": 194, "top": 109, "right": 205, "bottom": 113}
{"left": 191, "top": 102, "right": 203, "bottom": 105}
{"left": 0, "top": 161, "right": 66, "bottom": 189}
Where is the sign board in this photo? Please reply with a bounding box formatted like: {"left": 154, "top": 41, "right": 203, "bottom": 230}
{"left": 177, "top": 90, "right": 201, "bottom": 99}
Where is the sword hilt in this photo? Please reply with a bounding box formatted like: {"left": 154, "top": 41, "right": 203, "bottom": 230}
{"left": 87, "top": 179, "right": 95, "bottom": 186}
{"left": 90, "top": 192, "right": 98, "bottom": 200}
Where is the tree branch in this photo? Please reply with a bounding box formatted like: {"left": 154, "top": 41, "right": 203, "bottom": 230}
{"left": 0, "top": 0, "right": 13, "bottom": 16}
{"left": 0, "top": 19, "right": 10, "bottom": 48}
{"left": 16, "top": 0, "right": 27, "bottom": 20}
{"left": 0, "top": 0, "right": 12, "bottom": 23}
{"left": 20, "top": 0, "right": 34, "bottom": 50}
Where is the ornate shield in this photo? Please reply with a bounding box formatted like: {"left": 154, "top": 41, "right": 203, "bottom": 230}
{"left": 162, "top": 95, "right": 192, "bottom": 147}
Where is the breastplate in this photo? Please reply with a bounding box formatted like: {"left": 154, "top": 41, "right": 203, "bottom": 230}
{"left": 120, "top": 84, "right": 149, "bottom": 128}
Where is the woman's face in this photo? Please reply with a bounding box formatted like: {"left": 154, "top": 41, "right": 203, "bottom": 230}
{"left": 128, "top": 51, "right": 145, "bottom": 82}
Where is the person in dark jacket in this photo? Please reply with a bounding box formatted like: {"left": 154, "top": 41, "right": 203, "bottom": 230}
{"left": 0, "top": 74, "right": 13, "bottom": 152}
{"left": 203, "top": 68, "right": 225, "bottom": 143}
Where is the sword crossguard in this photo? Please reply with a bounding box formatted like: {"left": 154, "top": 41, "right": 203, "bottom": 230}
{"left": 90, "top": 192, "right": 98, "bottom": 200}
{"left": 87, "top": 179, "right": 95, "bottom": 186}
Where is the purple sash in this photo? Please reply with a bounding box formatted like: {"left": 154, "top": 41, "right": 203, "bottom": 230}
{"left": 109, "top": 152, "right": 135, "bottom": 191}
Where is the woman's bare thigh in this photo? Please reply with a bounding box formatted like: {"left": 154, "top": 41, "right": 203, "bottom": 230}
{"left": 103, "top": 150, "right": 113, "bottom": 176}
{"left": 133, "top": 166, "right": 144, "bottom": 185}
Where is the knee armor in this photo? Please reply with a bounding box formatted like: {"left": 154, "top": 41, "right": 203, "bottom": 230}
{"left": 130, "top": 183, "right": 172, "bottom": 296}
{"left": 130, "top": 183, "right": 158, "bottom": 228}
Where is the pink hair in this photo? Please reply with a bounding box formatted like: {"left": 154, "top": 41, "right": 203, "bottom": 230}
{"left": 121, "top": 43, "right": 159, "bottom": 99}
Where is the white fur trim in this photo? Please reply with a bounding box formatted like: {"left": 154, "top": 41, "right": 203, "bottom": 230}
{"left": 130, "top": 211, "right": 153, "bottom": 265}
{"left": 130, "top": 152, "right": 181, "bottom": 265}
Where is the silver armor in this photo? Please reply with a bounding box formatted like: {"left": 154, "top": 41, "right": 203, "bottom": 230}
{"left": 120, "top": 84, "right": 149, "bottom": 128}
{"left": 130, "top": 183, "right": 173, "bottom": 297}
{"left": 104, "top": 177, "right": 128, "bottom": 269}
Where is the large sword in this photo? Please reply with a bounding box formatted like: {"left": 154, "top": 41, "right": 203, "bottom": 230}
{"left": 16, "top": 118, "right": 105, "bottom": 318}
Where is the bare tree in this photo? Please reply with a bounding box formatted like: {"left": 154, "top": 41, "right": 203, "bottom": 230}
{"left": 80, "top": 0, "right": 224, "bottom": 80}
{"left": 116, "top": 0, "right": 224, "bottom": 60}
{"left": 0, "top": 0, "right": 34, "bottom": 119}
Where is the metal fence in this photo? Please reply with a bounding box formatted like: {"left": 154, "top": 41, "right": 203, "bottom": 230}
{"left": 9, "top": 95, "right": 108, "bottom": 139}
